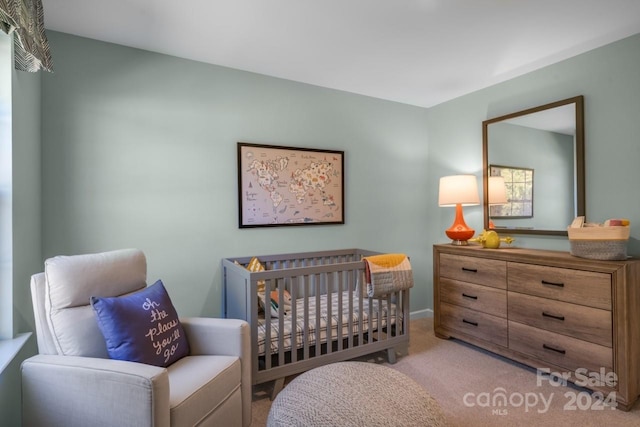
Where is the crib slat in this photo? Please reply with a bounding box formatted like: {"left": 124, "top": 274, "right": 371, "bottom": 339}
{"left": 367, "top": 292, "right": 373, "bottom": 344}
{"left": 337, "top": 272, "right": 343, "bottom": 352}
{"left": 380, "top": 295, "right": 385, "bottom": 341}
{"left": 387, "top": 293, "right": 393, "bottom": 338}
{"left": 314, "top": 273, "right": 321, "bottom": 357}
{"left": 351, "top": 271, "right": 357, "bottom": 348}
{"left": 290, "top": 276, "right": 298, "bottom": 364}
{"left": 359, "top": 276, "right": 365, "bottom": 346}
{"left": 325, "top": 272, "right": 332, "bottom": 356}
{"left": 264, "top": 279, "right": 272, "bottom": 371}
{"left": 277, "top": 283, "right": 285, "bottom": 367}
{"left": 303, "top": 275, "right": 310, "bottom": 360}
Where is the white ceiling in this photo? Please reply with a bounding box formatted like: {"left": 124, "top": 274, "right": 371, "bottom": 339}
{"left": 41, "top": 0, "right": 640, "bottom": 108}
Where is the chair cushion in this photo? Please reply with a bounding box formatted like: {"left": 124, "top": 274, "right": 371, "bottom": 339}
{"left": 168, "top": 355, "right": 242, "bottom": 426}
{"left": 91, "top": 280, "right": 190, "bottom": 367}
{"left": 44, "top": 248, "right": 147, "bottom": 357}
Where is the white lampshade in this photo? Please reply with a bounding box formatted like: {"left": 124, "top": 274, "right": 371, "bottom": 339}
{"left": 438, "top": 175, "right": 480, "bottom": 207}
{"left": 488, "top": 176, "right": 508, "bottom": 205}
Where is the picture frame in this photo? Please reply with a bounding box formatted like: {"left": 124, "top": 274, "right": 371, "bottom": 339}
{"left": 489, "top": 164, "right": 534, "bottom": 218}
{"left": 237, "top": 142, "right": 345, "bottom": 228}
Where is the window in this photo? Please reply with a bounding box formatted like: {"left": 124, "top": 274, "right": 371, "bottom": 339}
{"left": 0, "top": 33, "right": 12, "bottom": 340}
{"left": 489, "top": 165, "right": 534, "bottom": 219}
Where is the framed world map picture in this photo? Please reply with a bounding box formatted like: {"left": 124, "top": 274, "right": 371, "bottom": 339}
{"left": 237, "top": 142, "right": 345, "bottom": 228}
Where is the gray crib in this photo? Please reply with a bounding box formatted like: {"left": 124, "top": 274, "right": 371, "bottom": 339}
{"left": 221, "top": 248, "right": 411, "bottom": 397}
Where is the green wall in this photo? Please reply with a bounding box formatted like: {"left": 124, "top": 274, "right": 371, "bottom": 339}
{"left": 39, "top": 31, "right": 640, "bottom": 321}
{"left": 36, "top": 31, "right": 640, "bottom": 321}
{"left": 427, "top": 33, "right": 640, "bottom": 254}
{"left": 3, "top": 26, "right": 639, "bottom": 426}
{"left": 41, "top": 31, "right": 432, "bottom": 318}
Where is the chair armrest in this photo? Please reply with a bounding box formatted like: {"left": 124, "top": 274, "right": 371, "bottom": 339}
{"left": 180, "top": 317, "right": 251, "bottom": 424}
{"left": 21, "top": 354, "right": 169, "bottom": 427}
{"left": 180, "top": 317, "right": 249, "bottom": 357}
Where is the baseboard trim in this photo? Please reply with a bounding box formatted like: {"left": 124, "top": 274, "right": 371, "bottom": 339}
{"left": 410, "top": 308, "right": 433, "bottom": 320}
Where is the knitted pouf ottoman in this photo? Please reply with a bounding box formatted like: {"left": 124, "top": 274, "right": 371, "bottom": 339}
{"left": 267, "top": 361, "right": 447, "bottom": 427}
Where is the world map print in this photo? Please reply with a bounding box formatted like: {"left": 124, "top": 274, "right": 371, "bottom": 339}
{"left": 239, "top": 143, "right": 344, "bottom": 227}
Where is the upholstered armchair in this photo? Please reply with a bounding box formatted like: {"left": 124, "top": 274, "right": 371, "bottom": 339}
{"left": 21, "top": 249, "right": 251, "bottom": 427}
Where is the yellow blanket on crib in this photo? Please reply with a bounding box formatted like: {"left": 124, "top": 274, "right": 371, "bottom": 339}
{"left": 363, "top": 253, "right": 413, "bottom": 298}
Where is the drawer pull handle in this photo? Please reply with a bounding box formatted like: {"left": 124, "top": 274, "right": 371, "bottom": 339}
{"left": 542, "top": 311, "right": 565, "bottom": 321}
{"left": 462, "top": 319, "right": 478, "bottom": 327}
{"left": 462, "top": 293, "right": 478, "bottom": 300}
{"left": 462, "top": 267, "right": 478, "bottom": 273}
{"left": 541, "top": 280, "right": 564, "bottom": 288}
{"left": 542, "top": 343, "right": 566, "bottom": 355}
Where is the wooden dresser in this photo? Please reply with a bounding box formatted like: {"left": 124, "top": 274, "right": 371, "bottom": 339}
{"left": 433, "top": 244, "right": 640, "bottom": 410}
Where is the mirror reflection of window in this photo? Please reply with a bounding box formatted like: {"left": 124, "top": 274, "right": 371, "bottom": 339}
{"left": 482, "top": 96, "right": 584, "bottom": 236}
{"left": 490, "top": 165, "right": 533, "bottom": 218}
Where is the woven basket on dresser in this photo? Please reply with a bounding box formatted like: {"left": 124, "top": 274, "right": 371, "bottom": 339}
{"left": 567, "top": 226, "right": 630, "bottom": 260}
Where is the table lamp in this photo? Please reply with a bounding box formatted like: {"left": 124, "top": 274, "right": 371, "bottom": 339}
{"left": 488, "top": 176, "right": 508, "bottom": 229}
{"left": 488, "top": 176, "right": 508, "bottom": 205}
{"left": 439, "top": 175, "right": 480, "bottom": 245}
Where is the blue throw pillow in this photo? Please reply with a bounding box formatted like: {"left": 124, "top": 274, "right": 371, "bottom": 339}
{"left": 90, "top": 279, "right": 190, "bottom": 367}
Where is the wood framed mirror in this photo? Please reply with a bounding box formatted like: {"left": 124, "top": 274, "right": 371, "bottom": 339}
{"left": 482, "top": 96, "right": 585, "bottom": 236}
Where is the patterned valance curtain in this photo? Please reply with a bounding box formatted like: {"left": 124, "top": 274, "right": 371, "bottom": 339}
{"left": 0, "top": 0, "right": 52, "bottom": 72}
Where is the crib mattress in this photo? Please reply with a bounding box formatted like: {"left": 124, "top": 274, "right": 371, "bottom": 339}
{"left": 257, "top": 291, "right": 399, "bottom": 356}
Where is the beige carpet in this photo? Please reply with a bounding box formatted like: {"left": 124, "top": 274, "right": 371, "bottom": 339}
{"left": 251, "top": 317, "right": 640, "bottom": 426}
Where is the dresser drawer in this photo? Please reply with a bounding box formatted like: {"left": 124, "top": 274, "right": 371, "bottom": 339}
{"left": 508, "top": 263, "right": 611, "bottom": 310}
{"left": 509, "top": 321, "right": 613, "bottom": 374}
{"left": 508, "top": 292, "right": 612, "bottom": 347}
{"left": 440, "top": 302, "right": 508, "bottom": 347}
{"left": 440, "top": 278, "right": 507, "bottom": 318}
{"left": 439, "top": 253, "right": 506, "bottom": 289}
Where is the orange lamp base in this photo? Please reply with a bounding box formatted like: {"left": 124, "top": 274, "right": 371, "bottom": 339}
{"left": 445, "top": 204, "right": 475, "bottom": 245}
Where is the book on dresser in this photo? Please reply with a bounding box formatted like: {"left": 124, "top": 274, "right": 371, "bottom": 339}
{"left": 433, "top": 243, "right": 640, "bottom": 411}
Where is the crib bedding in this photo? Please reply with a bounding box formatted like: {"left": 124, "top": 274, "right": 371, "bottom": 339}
{"left": 257, "top": 290, "right": 399, "bottom": 356}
